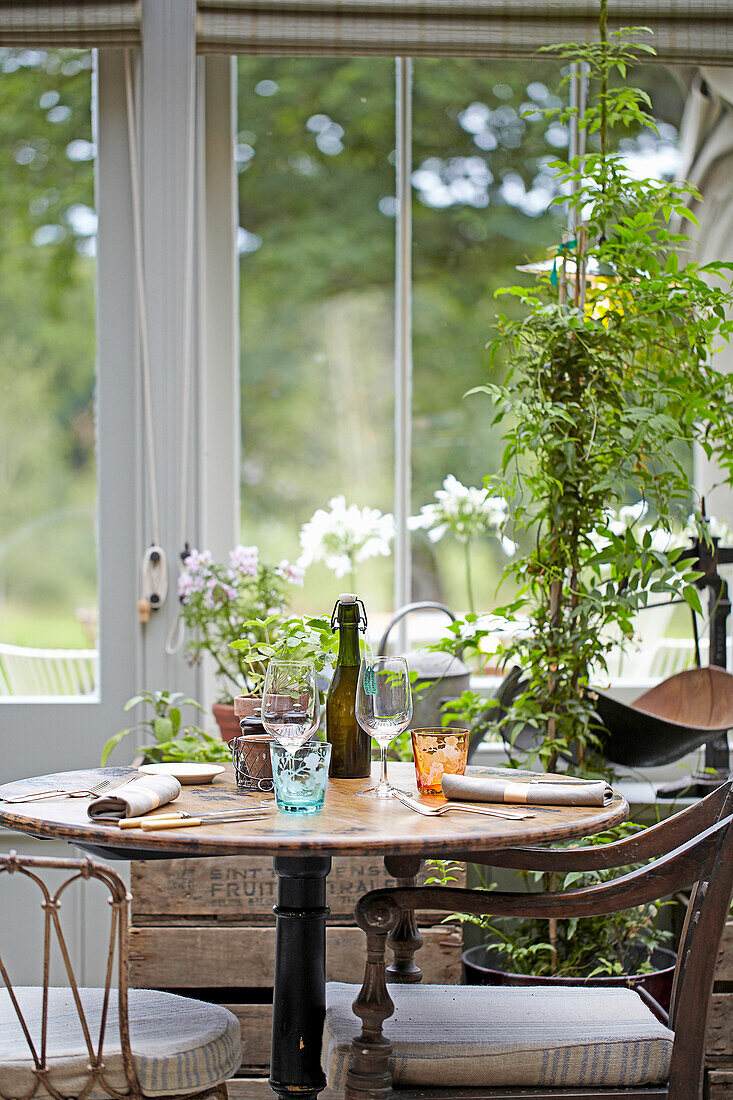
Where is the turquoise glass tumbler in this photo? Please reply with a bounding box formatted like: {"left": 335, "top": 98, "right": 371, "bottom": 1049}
{"left": 269, "top": 740, "right": 332, "bottom": 814}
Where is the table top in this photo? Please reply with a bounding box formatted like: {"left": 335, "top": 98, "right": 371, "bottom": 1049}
{"left": 0, "top": 764, "right": 628, "bottom": 859}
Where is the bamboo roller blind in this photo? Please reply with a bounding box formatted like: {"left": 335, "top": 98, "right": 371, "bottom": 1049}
{"left": 195, "top": 0, "right": 733, "bottom": 62}
{"left": 0, "top": 2, "right": 140, "bottom": 47}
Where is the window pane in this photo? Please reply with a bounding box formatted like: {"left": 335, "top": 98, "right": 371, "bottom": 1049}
{"left": 410, "top": 59, "right": 686, "bottom": 629}
{"left": 0, "top": 48, "right": 97, "bottom": 694}
{"left": 237, "top": 58, "right": 396, "bottom": 621}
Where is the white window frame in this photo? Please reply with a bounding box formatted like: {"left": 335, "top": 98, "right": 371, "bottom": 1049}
{"left": 0, "top": 1, "right": 239, "bottom": 781}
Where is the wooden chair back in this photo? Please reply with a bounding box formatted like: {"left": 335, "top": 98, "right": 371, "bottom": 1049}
{"left": 348, "top": 784, "right": 733, "bottom": 1100}
{"left": 0, "top": 849, "right": 140, "bottom": 1099}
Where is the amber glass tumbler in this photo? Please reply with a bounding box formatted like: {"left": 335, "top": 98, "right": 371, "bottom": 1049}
{"left": 411, "top": 728, "right": 469, "bottom": 795}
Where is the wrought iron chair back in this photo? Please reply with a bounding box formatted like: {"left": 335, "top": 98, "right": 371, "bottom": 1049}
{"left": 0, "top": 849, "right": 139, "bottom": 1100}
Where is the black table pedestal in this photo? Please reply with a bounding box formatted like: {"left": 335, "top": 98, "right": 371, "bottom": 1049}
{"left": 270, "top": 855, "right": 332, "bottom": 1100}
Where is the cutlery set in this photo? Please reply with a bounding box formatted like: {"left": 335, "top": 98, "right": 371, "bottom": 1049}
{"left": 0, "top": 775, "right": 137, "bottom": 804}
{"left": 120, "top": 807, "right": 272, "bottom": 830}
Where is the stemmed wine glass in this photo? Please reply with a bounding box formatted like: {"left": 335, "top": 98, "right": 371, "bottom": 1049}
{"left": 261, "top": 660, "right": 320, "bottom": 752}
{"left": 355, "top": 656, "right": 412, "bottom": 799}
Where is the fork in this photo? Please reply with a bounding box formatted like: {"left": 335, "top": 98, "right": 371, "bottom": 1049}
{"left": 1, "top": 775, "right": 136, "bottom": 804}
{"left": 392, "top": 789, "right": 535, "bottom": 820}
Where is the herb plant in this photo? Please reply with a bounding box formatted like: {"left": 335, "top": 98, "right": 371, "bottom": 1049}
{"left": 101, "top": 690, "right": 230, "bottom": 766}
{"left": 229, "top": 614, "right": 339, "bottom": 695}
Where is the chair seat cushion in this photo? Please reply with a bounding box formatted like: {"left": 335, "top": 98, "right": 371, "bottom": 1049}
{"left": 0, "top": 987, "right": 242, "bottom": 1098}
{"left": 324, "top": 981, "right": 674, "bottom": 1090}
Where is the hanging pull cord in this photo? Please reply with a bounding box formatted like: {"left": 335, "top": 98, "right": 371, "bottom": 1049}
{"left": 124, "top": 50, "right": 168, "bottom": 621}
{"left": 165, "top": 544, "right": 191, "bottom": 655}
{"left": 165, "top": 29, "right": 197, "bottom": 653}
{"left": 124, "top": 50, "right": 161, "bottom": 553}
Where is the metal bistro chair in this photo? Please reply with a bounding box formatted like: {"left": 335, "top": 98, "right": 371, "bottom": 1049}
{"left": 325, "top": 781, "right": 733, "bottom": 1100}
{"left": 0, "top": 851, "right": 241, "bottom": 1099}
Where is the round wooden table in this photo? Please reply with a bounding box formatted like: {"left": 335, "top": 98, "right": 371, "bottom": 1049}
{"left": 0, "top": 762, "right": 628, "bottom": 1100}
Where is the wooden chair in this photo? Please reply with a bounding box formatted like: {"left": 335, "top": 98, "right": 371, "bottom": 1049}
{"left": 325, "top": 782, "right": 733, "bottom": 1100}
{"left": 0, "top": 850, "right": 241, "bottom": 1099}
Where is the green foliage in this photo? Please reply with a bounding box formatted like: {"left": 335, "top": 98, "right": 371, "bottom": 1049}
{"left": 461, "top": 824, "right": 671, "bottom": 979}
{"left": 229, "top": 614, "right": 339, "bottom": 694}
{"left": 469, "top": 7, "right": 733, "bottom": 771}
{"left": 0, "top": 49, "right": 97, "bottom": 633}
{"left": 179, "top": 550, "right": 298, "bottom": 702}
{"left": 101, "top": 690, "right": 229, "bottom": 766}
{"left": 424, "top": 859, "right": 462, "bottom": 886}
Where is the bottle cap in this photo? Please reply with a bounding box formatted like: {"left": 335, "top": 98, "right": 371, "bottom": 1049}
{"left": 338, "top": 592, "right": 357, "bottom": 603}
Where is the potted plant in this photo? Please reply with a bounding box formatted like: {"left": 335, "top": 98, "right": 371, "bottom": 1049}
{"left": 434, "top": 0, "right": 733, "bottom": 989}
{"left": 229, "top": 613, "right": 338, "bottom": 701}
{"left": 458, "top": 822, "right": 676, "bottom": 1008}
{"left": 439, "top": 0, "right": 733, "bottom": 771}
{"left": 177, "top": 545, "right": 305, "bottom": 740}
{"left": 100, "top": 690, "right": 230, "bottom": 766}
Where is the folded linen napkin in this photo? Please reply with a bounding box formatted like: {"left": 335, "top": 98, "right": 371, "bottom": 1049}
{"left": 88, "top": 774, "right": 181, "bottom": 821}
{"left": 441, "top": 769, "right": 613, "bottom": 807}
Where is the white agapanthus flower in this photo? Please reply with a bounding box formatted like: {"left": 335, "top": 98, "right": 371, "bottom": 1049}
{"left": 408, "top": 475, "right": 512, "bottom": 550}
{"left": 297, "top": 496, "right": 395, "bottom": 578}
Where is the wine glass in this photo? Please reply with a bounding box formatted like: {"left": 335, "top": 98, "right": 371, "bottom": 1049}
{"left": 355, "top": 656, "right": 412, "bottom": 799}
{"left": 262, "top": 660, "right": 320, "bottom": 752}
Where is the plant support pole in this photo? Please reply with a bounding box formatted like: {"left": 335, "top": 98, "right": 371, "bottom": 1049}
{"left": 394, "top": 58, "right": 413, "bottom": 646}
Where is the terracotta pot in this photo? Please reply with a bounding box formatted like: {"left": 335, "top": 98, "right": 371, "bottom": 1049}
{"left": 234, "top": 694, "right": 262, "bottom": 719}
{"left": 212, "top": 702, "right": 241, "bottom": 744}
{"left": 463, "top": 944, "right": 676, "bottom": 1013}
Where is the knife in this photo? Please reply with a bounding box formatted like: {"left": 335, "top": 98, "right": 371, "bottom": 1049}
{"left": 120, "top": 808, "right": 272, "bottom": 830}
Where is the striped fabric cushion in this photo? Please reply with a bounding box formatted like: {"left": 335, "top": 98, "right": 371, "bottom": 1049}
{"left": 0, "top": 987, "right": 242, "bottom": 1097}
{"left": 324, "top": 982, "right": 674, "bottom": 1090}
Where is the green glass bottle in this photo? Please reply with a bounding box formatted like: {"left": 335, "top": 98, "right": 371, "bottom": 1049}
{"left": 326, "top": 593, "right": 371, "bottom": 778}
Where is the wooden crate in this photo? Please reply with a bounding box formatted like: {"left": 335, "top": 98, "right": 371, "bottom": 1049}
{"left": 706, "top": 918, "right": 733, "bottom": 1098}
{"left": 128, "top": 855, "right": 464, "bottom": 1077}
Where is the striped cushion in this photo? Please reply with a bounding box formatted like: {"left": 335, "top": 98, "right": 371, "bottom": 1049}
{"left": 0, "top": 987, "right": 242, "bottom": 1097}
{"left": 324, "top": 982, "right": 674, "bottom": 1090}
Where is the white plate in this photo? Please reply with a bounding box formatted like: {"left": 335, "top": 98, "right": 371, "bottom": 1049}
{"left": 138, "top": 763, "right": 226, "bottom": 785}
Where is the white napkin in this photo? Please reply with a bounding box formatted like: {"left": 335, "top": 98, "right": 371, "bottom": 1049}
{"left": 88, "top": 774, "right": 181, "bottom": 821}
{"left": 441, "top": 769, "right": 613, "bottom": 807}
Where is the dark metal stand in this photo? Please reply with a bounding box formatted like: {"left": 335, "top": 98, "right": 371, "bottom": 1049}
{"left": 270, "top": 855, "right": 332, "bottom": 1100}
{"left": 659, "top": 532, "right": 733, "bottom": 799}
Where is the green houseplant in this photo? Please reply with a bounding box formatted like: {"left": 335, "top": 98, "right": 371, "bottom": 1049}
{"left": 438, "top": 1, "right": 733, "bottom": 983}
{"left": 177, "top": 545, "right": 305, "bottom": 738}
{"left": 447, "top": 3, "right": 733, "bottom": 773}
{"left": 101, "top": 690, "right": 230, "bottom": 766}
{"left": 229, "top": 613, "right": 338, "bottom": 696}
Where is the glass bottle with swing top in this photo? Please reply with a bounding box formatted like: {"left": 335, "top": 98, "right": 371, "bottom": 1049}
{"left": 326, "top": 594, "right": 371, "bottom": 778}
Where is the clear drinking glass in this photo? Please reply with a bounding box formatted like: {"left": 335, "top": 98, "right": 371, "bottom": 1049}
{"left": 355, "top": 656, "right": 412, "bottom": 799}
{"left": 261, "top": 660, "right": 320, "bottom": 752}
{"left": 270, "top": 740, "right": 332, "bottom": 814}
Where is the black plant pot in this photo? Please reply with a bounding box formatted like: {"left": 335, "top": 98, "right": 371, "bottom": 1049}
{"left": 463, "top": 943, "right": 677, "bottom": 1013}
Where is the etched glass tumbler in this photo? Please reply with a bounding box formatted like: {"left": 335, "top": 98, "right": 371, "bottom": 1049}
{"left": 269, "top": 740, "right": 332, "bottom": 814}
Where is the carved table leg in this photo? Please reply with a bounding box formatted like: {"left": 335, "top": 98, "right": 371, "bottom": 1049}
{"left": 270, "top": 855, "right": 332, "bottom": 1100}
{"left": 383, "top": 855, "right": 423, "bottom": 983}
